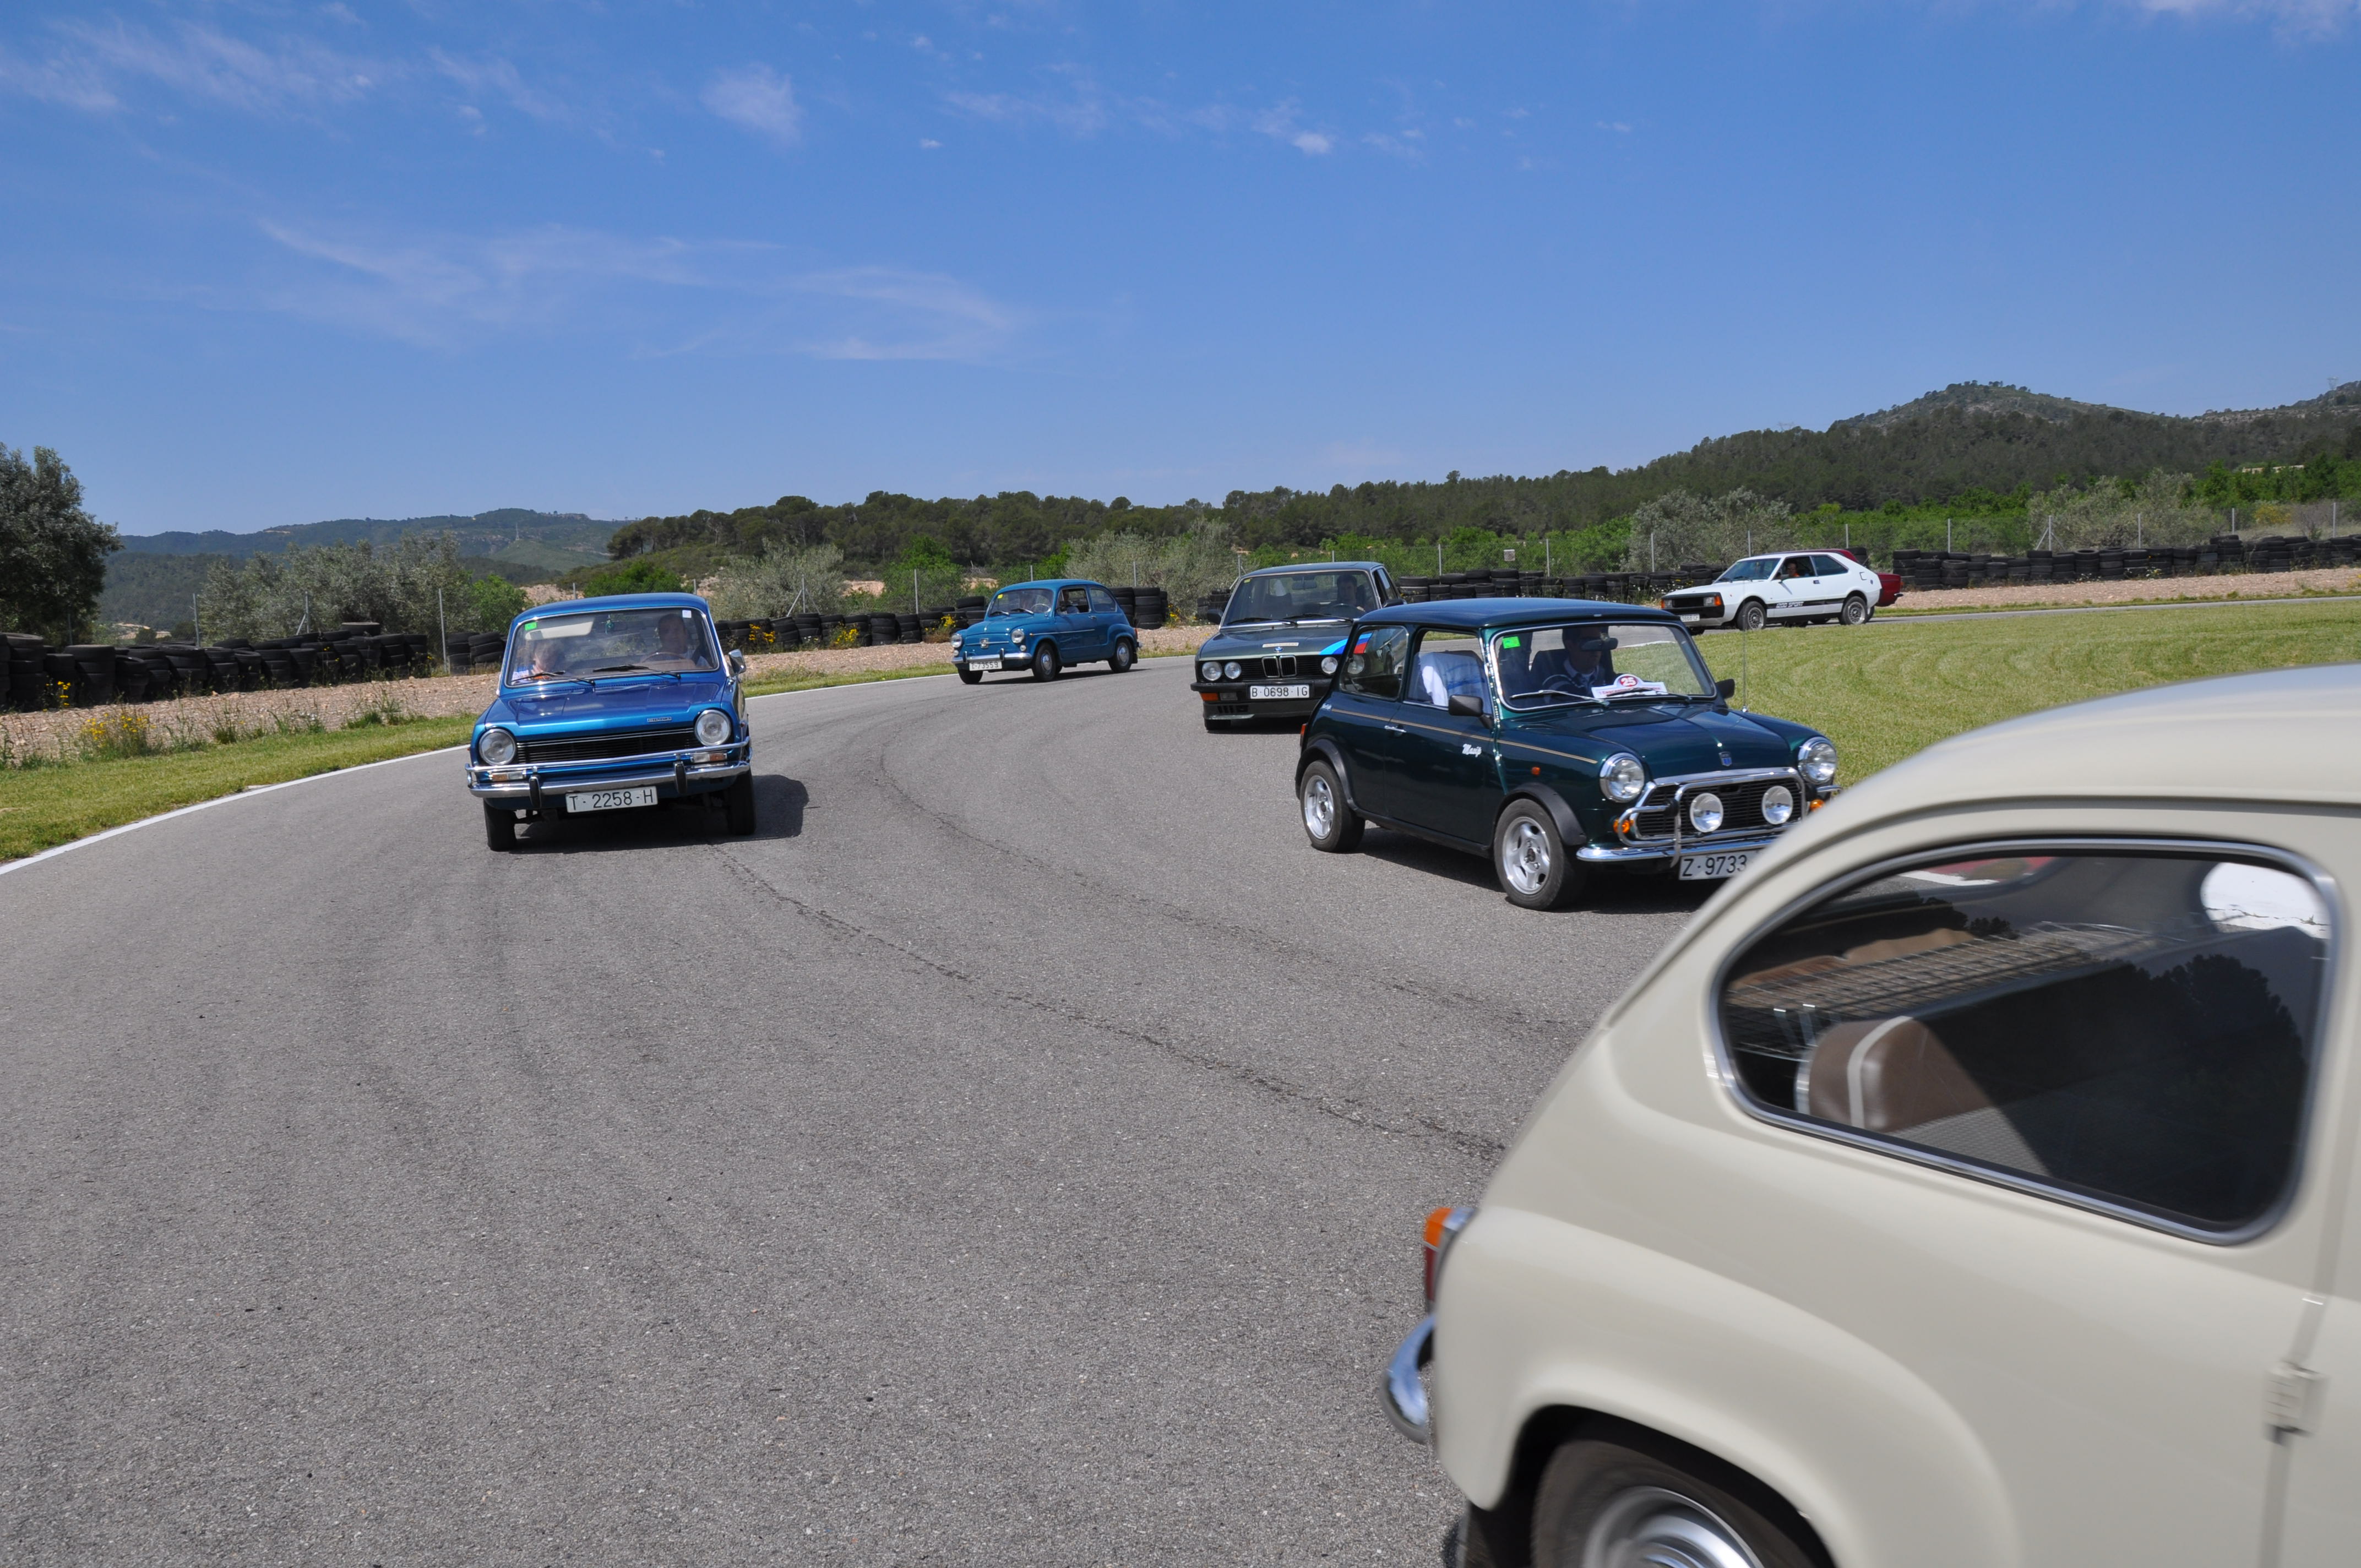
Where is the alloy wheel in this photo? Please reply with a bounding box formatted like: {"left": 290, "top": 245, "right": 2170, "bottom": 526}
{"left": 1500, "top": 816, "right": 1552, "bottom": 895}
{"left": 1581, "top": 1487, "right": 1764, "bottom": 1568}
{"left": 1302, "top": 774, "right": 1336, "bottom": 838}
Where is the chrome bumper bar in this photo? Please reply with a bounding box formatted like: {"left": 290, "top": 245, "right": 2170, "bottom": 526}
{"left": 469, "top": 757, "right": 748, "bottom": 801}
{"left": 1380, "top": 1314, "right": 1435, "bottom": 1444}
{"left": 1577, "top": 832, "right": 1785, "bottom": 865}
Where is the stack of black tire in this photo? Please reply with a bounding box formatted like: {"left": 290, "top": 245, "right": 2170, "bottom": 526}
{"left": 1110, "top": 585, "right": 1138, "bottom": 622}
{"left": 1195, "top": 590, "right": 1230, "bottom": 620}
{"left": 954, "top": 596, "right": 987, "bottom": 629}
{"left": 1395, "top": 578, "right": 1432, "bottom": 603}
{"left": 8, "top": 633, "right": 51, "bottom": 710}
{"left": 1131, "top": 587, "right": 1168, "bottom": 628}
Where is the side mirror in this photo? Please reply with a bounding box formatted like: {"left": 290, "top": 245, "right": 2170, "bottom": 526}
{"left": 1448, "top": 693, "right": 1484, "bottom": 718}
{"left": 729, "top": 649, "right": 748, "bottom": 676}
{"left": 1715, "top": 677, "right": 1736, "bottom": 700}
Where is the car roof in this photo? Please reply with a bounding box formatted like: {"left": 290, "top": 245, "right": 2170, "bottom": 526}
{"left": 993, "top": 579, "right": 1103, "bottom": 592}
{"left": 1239, "top": 561, "right": 1386, "bottom": 578}
{"left": 510, "top": 592, "right": 710, "bottom": 629}
{"left": 1835, "top": 662, "right": 2361, "bottom": 818}
{"left": 1355, "top": 597, "right": 1682, "bottom": 631}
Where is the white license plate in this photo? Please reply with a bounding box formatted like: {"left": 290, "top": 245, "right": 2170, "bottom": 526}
{"left": 566, "top": 786, "right": 659, "bottom": 813}
{"left": 965, "top": 656, "right": 1002, "bottom": 670}
{"left": 1678, "top": 851, "right": 1755, "bottom": 881}
{"left": 1249, "top": 683, "right": 1312, "bottom": 700}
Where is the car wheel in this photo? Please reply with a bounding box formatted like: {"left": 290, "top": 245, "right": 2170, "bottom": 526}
{"left": 1531, "top": 1436, "right": 1818, "bottom": 1568}
{"left": 1734, "top": 600, "right": 1766, "bottom": 633}
{"left": 1298, "top": 760, "right": 1364, "bottom": 852}
{"left": 1108, "top": 639, "right": 1135, "bottom": 673}
{"left": 958, "top": 667, "right": 983, "bottom": 685}
{"left": 1493, "top": 800, "right": 1582, "bottom": 910}
{"left": 1031, "top": 643, "right": 1061, "bottom": 682}
{"left": 722, "top": 774, "right": 757, "bottom": 835}
{"left": 483, "top": 802, "right": 517, "bottom": 851}
{"left": 1840, "top": 593, "right": 1869, "bottom": 627}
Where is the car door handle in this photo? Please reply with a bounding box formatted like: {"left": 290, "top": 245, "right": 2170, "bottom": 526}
{"left": 1383, "top": 723, "right": 1407, "bottom": 733}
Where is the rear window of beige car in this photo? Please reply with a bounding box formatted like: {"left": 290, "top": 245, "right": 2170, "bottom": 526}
{"left": 1717, "top": 846, "right": 2332, "bottom": 1238}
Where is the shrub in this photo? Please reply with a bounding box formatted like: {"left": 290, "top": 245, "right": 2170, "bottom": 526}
{"left": 580, "top": 560, "right": 686, "bottom": 597}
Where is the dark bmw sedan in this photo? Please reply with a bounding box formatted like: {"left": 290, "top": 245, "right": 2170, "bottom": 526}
{"left": 1296, "top": 600, "right": 1840, "bottom": 908}
{"left": 1193, "top": 562, "right": 1399, "bottom": 731}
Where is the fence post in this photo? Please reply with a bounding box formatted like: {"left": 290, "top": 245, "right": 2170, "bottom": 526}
{"left": 1946, "top": 518, "right": 1953, "bottom": 552}
{"left": 912, "top": 570, "right": 919, "bottom": 616}
{"left": 1436, "top": 541, "right": 1443, "bottom": 574}
{"left": 2136, "top": 513, "right": 2143, "bottom": 548}
{"left": 1650, "top": 531, "right": 1657, "bottom": 572}
{"left": 1544, "top": 536, "right": 1551, "bottom": 576}
{"left": 438, "top": 587, "right": 449, "bottom": 674}
{"left": 193, "top": 595, "right": 202, "bottom": 649}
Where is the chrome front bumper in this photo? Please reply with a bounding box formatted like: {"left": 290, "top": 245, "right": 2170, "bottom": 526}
{"left": 467, "top": 754, "right": 749, "bottom": 803}
{"left": 1381, "top": 1314, "right": 1435, "bottom": 1444}
{"left": 1576, "top": 831, "right": 1785, "bottom": 866}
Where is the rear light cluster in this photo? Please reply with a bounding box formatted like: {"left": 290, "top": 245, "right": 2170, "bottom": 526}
{"left": 1423, "top": 1205, "right": 1473, "bottom": 1303}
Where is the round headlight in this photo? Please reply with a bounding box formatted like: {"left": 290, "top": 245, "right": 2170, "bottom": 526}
{"left": 1760, "top": 783, "right": 1796, "bottom": 825}
{"left": 1689, "top": 791, "right": 1725, "bottom": 834}
{"left": 1598, "top": 752, "right": 1646, "bottom": 803}
{"left": 1798, "top": 736, "right": 1838, "bottom": 787}
{"left": 477, "top": 727, "right": 516, "bottom": 766}
{"left": 1223, "top": 661, "right": 1243, "bottom": 680}
{"left": 1201, "top": 661, "right": 1222, "bottom": 681}
{"left": 695, "top": 708, "right": 733, "bottom": 747}
{"left": 1011, "top": 628, "right": 1027, "bottom": 641}
{"left": 1321, "top": 655, "right": 1339, "bottom": 676}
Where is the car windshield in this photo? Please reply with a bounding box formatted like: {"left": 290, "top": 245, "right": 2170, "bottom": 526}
{"left": 1492, "top": 622, "right": 1717, "bottom": 709}
{"left": 988, "top": 586, "right": 1054, "bottom": 617}
{"left": 1716, "top": 557, "right": 1781, "bottom": 582}
{"left": 507, "top": 607, "right": 717, "bottom": 684}
{"left": 1223, "top": 570, "right": 1378, "bottom": 625}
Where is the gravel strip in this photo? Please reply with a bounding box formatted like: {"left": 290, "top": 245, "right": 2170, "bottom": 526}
{"left": 2, "top": 674, "right": 498, "bottom": 765}
{"left": 1885, "top": 567, "right": 2361, "bottom": 613}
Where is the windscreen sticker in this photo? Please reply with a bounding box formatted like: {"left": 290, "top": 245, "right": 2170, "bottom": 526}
{"left": 1593, "top": 674, "right": 1670, "bottom": 699}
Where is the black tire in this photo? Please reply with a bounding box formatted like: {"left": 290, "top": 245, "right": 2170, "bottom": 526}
{"left": 1030, "top": 643, "right": 1061, "bottom": 682}
{"left": 1298, "top": 760, "right": 1363, "bottom": 852}
{"left": 483, "top": 802, "right": 517, "bottom": 852}
{"left": 722, "top": 774, "right": 756, "bottom": 835}
{"left": 1734, "top": 600, "right": 1767, "bottom": 633}
{"left": 1493, "top": 799, "right": 1583, "bottom": 910}
{"left": 958, "top": 668, "right": 983, "bottom": 685}
{"left": 1840, "top": 593, "right": 1869, "bottom": 627}
{"left": 1108, "top": 638, "right": 1135, "bottom": 673}
{"left": 1531, "top": 1435, "right": 1819, "bottom": 1568}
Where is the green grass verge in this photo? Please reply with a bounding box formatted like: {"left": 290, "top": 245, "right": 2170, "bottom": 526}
{"left": 740, "top": 662, "right": 954, "bottom": 698}
{"left": 1882, "top": 587, "right": 2361, "bottom": 618}
{"left": 1697, "top": 597, "right": 2361, "bottom": 783}
{"left": 0, "top": 716, "right": 476, "bottom": 862}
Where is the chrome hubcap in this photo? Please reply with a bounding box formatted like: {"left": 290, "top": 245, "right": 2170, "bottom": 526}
{"left": 1584, "top": 1487, "right": 1762, "bottom": 1568}
{"left": 1501, "top": 818, "right": 1551, "bottom": 895}
{"left": 1303, "top": 775, "right": 1335, "bottom": 837}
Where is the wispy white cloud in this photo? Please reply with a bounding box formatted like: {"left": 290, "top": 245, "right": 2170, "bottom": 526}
{"left": 430, "top": 50, "right": 566, "bottom": 123}
{"left": 703, "top": 62, "right": 803, "bottom": 147}
{"left": 2129, "top": 0, "right": 2360, "bottom": 28}
{"left": 0, "top": 42, "right": 118, "bottom": 110}
{"left": 252, "top": 220, "right": 1025, "bottom": 363}
{"left": 35, "top": 19, "right": 383, "bottom": 114}
{"left": 944, "top": 65, "right": 1108, "bottom": 137}
{"left": 1248, "top": 101, "right": 1335, "bottom": 155}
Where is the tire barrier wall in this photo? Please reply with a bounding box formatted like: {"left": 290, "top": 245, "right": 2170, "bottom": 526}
{"left": 8, "top": 623, "right": 444, "bottom": 713}
{"left": 1890, "top": 535, "right": 2361, "bottom": 591}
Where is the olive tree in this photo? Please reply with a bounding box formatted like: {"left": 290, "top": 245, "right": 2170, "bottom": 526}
{"left": 0, "top": 445, "right": 119, "bottom": 641}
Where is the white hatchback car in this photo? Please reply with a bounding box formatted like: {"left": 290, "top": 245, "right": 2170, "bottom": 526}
{"left": 1662, "top": 552, "right": 1887, "bottom": 633}
{"left": 1388, "top": 664, "right": 2361, "bottom": 1568}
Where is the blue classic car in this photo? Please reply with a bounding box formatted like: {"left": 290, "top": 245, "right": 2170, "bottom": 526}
{"left": 466, "top": 594, "right": 755, "bottom": 850}
{"left": 949, "top": 579, "right": 1138, "bottom": 683}
{"left": 1193, "top": 561, "right": 1399, "bottom": 729}
{"left": 1297, "top": 599, "right": 1839, "bottom": 908}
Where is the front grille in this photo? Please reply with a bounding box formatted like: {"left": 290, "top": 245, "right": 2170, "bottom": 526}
{"left": 519, "top": 726, "right": 697, "bottom": 764}
{"left": 1623, "top": 772, "right": 1802, "bottom": 843}
{"left": 1665, "top": 595, "right": 1718, "bottom": 613}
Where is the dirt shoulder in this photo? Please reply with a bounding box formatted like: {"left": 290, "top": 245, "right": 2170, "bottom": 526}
{"left": 1882, "top": 567, "right": 2361, "bottom": 614}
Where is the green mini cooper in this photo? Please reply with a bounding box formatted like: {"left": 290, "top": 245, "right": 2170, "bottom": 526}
{"left": 1296, "top": 599, "right": 1839, "bottom": 909}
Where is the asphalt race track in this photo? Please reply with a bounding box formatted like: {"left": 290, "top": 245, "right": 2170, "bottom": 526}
{"left": 2, "top": 655, "right": 1709, "bottom": 1566}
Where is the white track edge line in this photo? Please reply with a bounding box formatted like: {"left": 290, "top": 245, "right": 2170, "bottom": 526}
{"left": 0, "top": 672, "right": 964, "bottom": 876}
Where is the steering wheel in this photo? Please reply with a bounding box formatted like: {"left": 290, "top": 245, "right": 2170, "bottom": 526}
{"left": 1538, "top": 673, "right": 1589, "bottom": 694}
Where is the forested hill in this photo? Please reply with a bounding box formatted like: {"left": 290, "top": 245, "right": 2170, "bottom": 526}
{"left": 600, "top": 380, "right": 2361, "bottom": 571}
{"left": 119, "top": 508, "right": 614, "bottom": 568}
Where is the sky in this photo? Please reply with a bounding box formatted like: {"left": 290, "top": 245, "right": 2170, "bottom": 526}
{"left": 2, "top": 1, "right": 2355, "bottom": 535}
